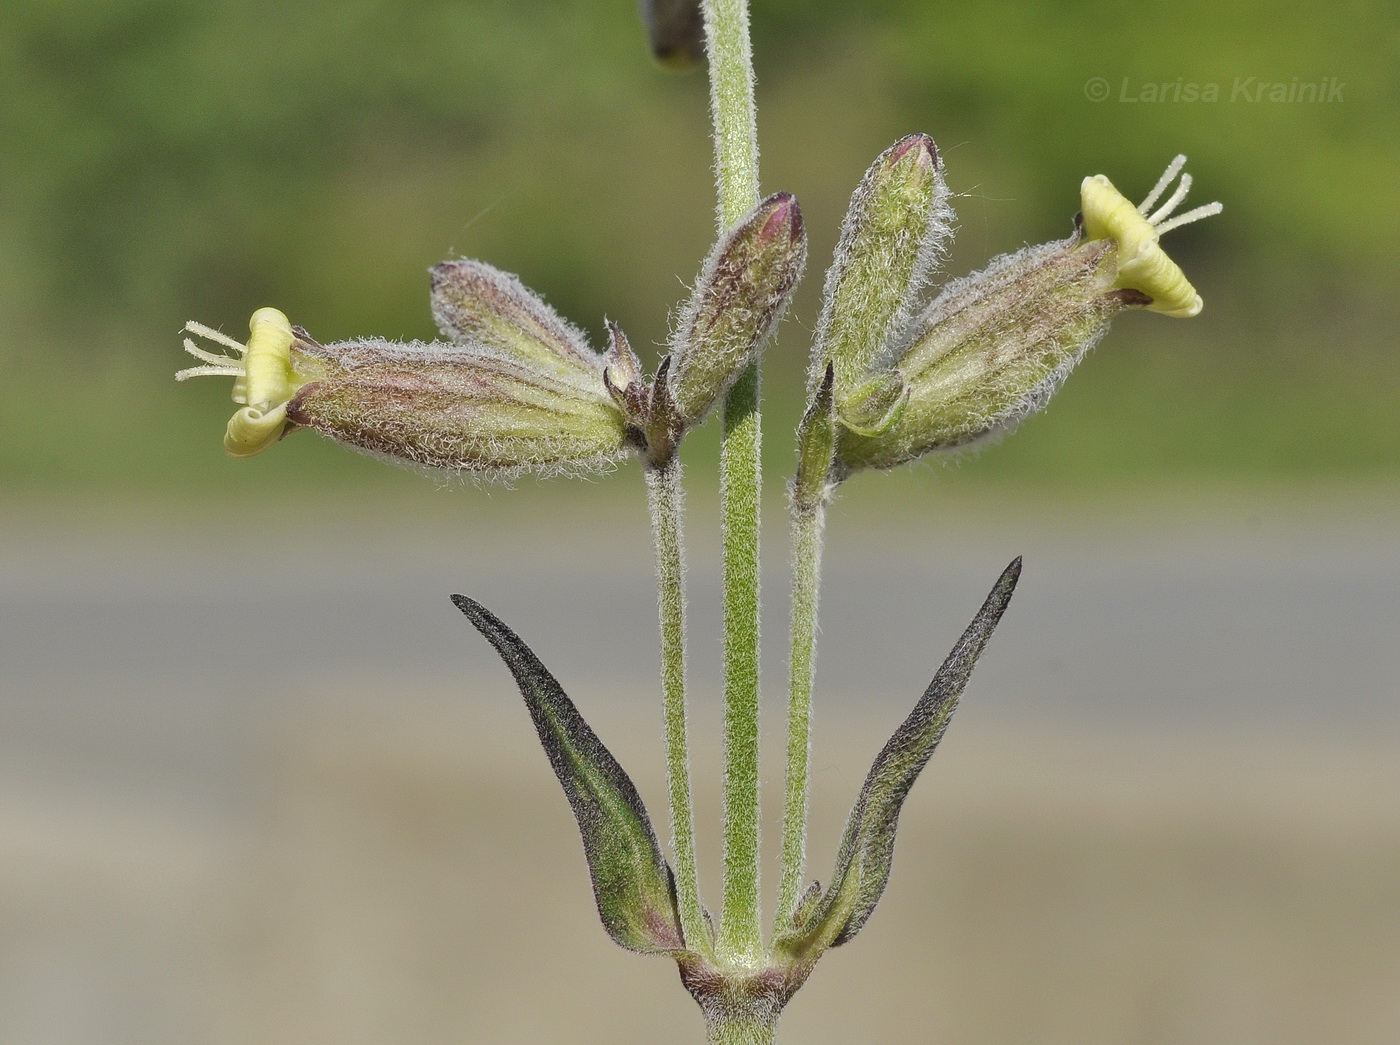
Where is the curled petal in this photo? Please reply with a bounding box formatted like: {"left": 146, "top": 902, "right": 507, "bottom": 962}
{"left": 1081, "top": 156, "right": 1222, "bottom": 318}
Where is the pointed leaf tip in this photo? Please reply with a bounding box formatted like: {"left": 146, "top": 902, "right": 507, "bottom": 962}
{"left": 451, "top": 594, "right": 685, "bottom": 955}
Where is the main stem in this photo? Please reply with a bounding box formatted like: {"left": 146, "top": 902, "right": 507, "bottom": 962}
{"left": 719, "top": 363, "right": 761, "bottom": 959}
{"left": 704, "top": 0, "right": 764, "bottom": 961}
{"left": 704, "top": 1002, "right": 781, "bottom": 1045}
{"left": 705, "top": 0, "right": 760, "bottom": 227}
{"left": 646, "top": 460, "right": 708, "bottom": 955}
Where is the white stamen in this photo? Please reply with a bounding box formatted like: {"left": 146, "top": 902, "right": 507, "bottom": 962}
{"left": 183, "top": 321, "right": 248, "bottom": 354}
{"left": 1146, "top": 172, "right": 1192, "bottom": 226}
{"left": 1153, "top": 200, "right": 1224, "bottom": 236}
{"left": 181, "top": 337, "right": 243, "bottom": 368}
{"left": 1137, "top": 154, "right": 1187, "bottom": 215}
{"left": 175, "top": 364, "right": 245, "bottom": 381}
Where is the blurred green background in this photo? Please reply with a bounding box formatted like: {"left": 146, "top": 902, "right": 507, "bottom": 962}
{"left": 4, "top": 0, "right": 1397, "bottom": 505}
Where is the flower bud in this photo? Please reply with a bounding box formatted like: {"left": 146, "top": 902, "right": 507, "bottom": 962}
{"left": 430, "top": 259, "right": 605, "bottom": 388}
{"left": 813, "top": 134, "right": 951, "bottom": 418}
{"left": 668, "top": 192, "right": 806, "bottom": 427}
{"left": 825, "top": 155, "right": 1220, "bottom": 476}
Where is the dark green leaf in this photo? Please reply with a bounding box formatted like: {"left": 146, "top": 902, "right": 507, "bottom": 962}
{"left": 451, "top": 595, "right": 685, "bottom": 954}
{"left": 777, "top": 558, "right": 1020, "bottom": 960}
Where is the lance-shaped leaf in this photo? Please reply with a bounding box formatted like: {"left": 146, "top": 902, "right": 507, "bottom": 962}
{"left": 776, "top": 558, "right": 1021, "bottom": 962}
{"left": 451, "top": 595, "right": 686, "bottom": 955}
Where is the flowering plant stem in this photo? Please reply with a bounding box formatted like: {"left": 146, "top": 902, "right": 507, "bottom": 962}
{"left": 704, "top": 0, "right": 766, "bottom": 967}
{"left": 777, "top": 496, "right": 825, "bottom": 927}
{"left": 646, "top": 459, "right": 709, "bottom": 956}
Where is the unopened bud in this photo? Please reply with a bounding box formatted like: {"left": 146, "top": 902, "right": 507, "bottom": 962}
{"left": 430, "top": 259, "right": 604, "bottom": 388}
{"left": 668, "top": 192, "right": 806, "bottom": 427}
{"left": 813, "top": 134, "right": 951, "bottom": 416}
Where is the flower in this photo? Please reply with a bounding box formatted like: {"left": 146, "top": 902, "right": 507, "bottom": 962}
{"left": 178, "top": 263, "right": 633, "bottom": 479}
{"left": 1080, "top": 153, "right": 1223, "bottom": 318}
{"left": 177, "top": 307, "right": 321, "bottom": 458}
{"left": 803, "top": 149, "right": 1222, "bottom": 481}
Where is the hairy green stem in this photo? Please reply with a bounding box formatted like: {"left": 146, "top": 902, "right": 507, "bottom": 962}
{"left": 704, "top": 0, "right": 765, "bottom": 961}
{"left": 645, "top": 461, "right": 708, "bottom": 956}
{"left": 703, "top": 0, "right": 760, "bottom": 226}
{"left": 703, "top": 1002, "right": 781, "bottom": 1045}
{"left": 719, "top": 366, "right": 762, "bottom": 958}
{"left": 776, "top": 497, "right": 826, "bottom": 927}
